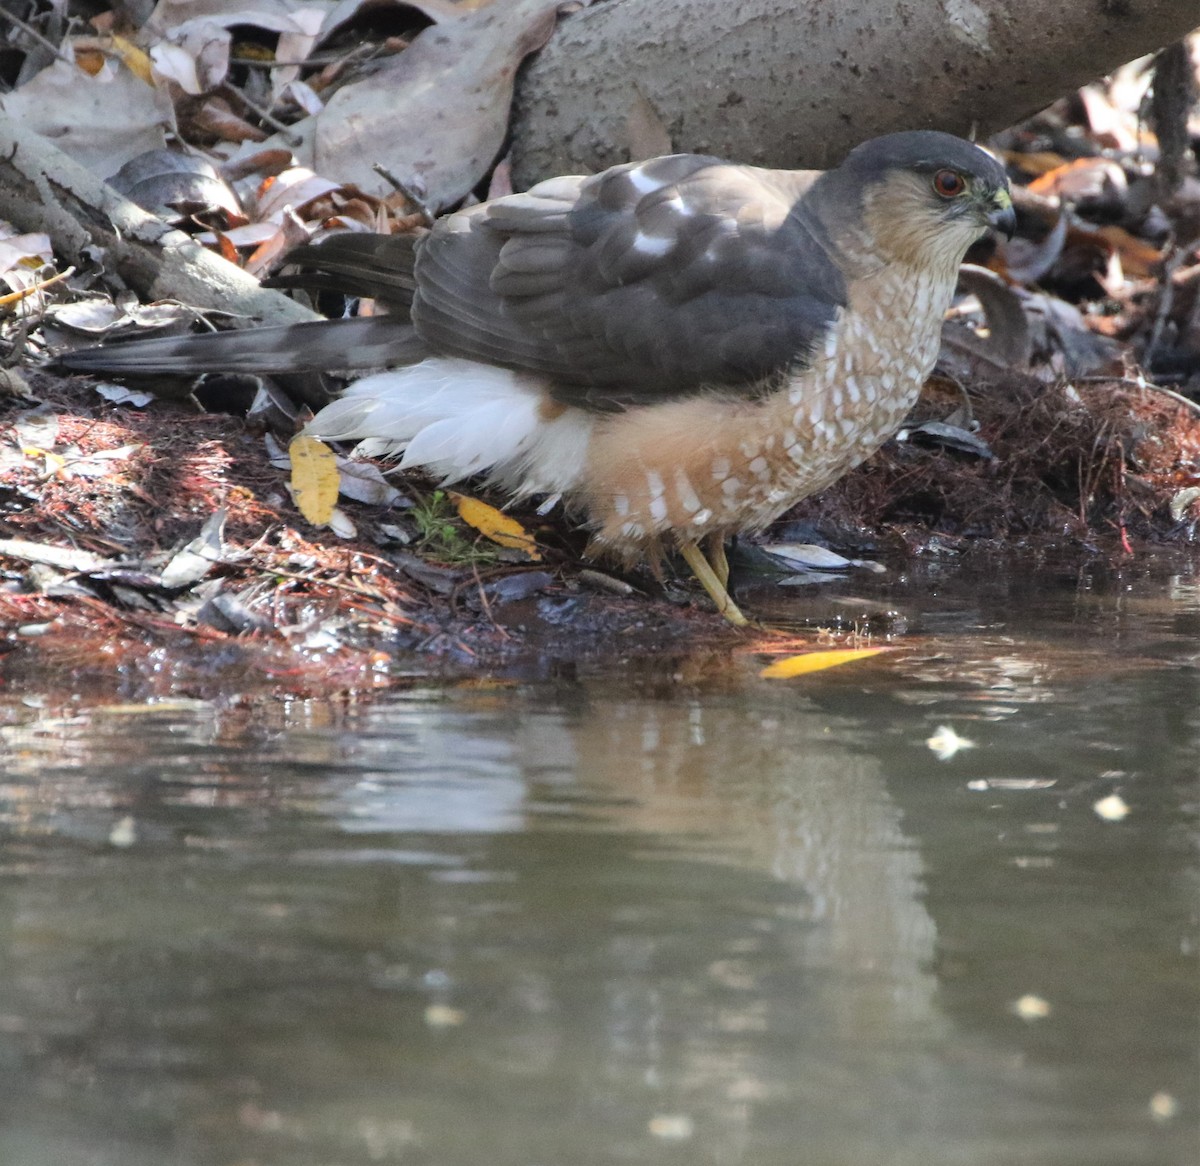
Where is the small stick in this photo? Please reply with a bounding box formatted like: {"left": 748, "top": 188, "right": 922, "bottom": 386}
{"left": 0, "top": 265, "right": 75, "bottom": 308}
{"left": 372, "top": 163, "right": 436, "bottom": 227}
{"left": 0, "top": 8, "right": 74, "bottom": 65}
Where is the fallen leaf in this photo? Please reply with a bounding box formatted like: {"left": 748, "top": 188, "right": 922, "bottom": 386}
{"left": 1093, "top": 793, "right": 1130, "bottom": 821}
{"left": 626, "top": 84, "right": 672, "bottom": 160}
{"left": 289, "top": 434, "right": 339, "bottom": 525}
{"left": 107, "top": 149, "right": 244, "bottom": 224}
{"left": 0, "top": 232, "right": 54, "bottom": 276}
{"left": 1027, "top": 156, "right": 1127, "bottom": 209}
{"left": 73, "top": 35, "right": 156, "bottom": 85}
{"left": 335, "top": 459, "right": 407, "bottom": 507}
{"left": 0, "top": 57, "right": 173, "bottom": 174}
{"left": 759, "top": 647, "right": 888, "bottom": 679}
{"left": 901, "top": 419, "right": 996, "bottom": 460}
{"left": 955, "top": 264, "right": 1032, "bottom": 368}
{"left": 926, "top": 724, "right": 975, "bottom": 761}
{"left": 1001, "top": 149, "right": 1068, "bottom": 177}
{"left": 1003, "top": 206, "right": 1069, "bottom": 284}
{"left": 450, "top": 492, "right": 542, "bottom": 560}
{"left": 1012, "top": 994, "right": 1051, "bottom": 1021}
{"left": 161, "top": 508, "right": 229, "bottom": 588}
{"left": 93, "top": 384, "right": 156, "bottom": 407}
{"left": 249, "top": 0, "right": 563, "bottom": 211}
{"left": 255, "top": 167, "right": 343, "bottom": 220}
{"left": 1094, "top": 225, "right": 1164, "bottom": 280}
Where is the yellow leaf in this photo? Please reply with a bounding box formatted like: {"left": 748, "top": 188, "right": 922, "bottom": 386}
{"left": 110, "top": 35, "right": 155, "bottom": 85}
{"left": 449, "top": 491, "right": 541, "bottom": 560}
{"left": 759, "top": 647, "right": 888, "bottom": 679}
{"left": 288, "top": 435, "right": 339, "bottom": 526}
{"left": 69, "top": 36, "right": 154, "bottom": 84}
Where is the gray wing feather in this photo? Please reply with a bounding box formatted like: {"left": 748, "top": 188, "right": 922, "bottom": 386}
{"left": 265, "top": 233, "right": 421, "bottom": 309}
{"left": 410, "top": 156, "right": 846, "bottom": 409}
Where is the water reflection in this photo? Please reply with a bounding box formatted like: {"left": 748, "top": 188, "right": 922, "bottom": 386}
{"left": 0, "top": 564, "right": 1196, "bottom": 1165}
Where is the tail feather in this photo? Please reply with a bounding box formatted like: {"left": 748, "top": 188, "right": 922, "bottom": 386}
{"left": 264, "top": 233, "right": 422, "bottom": 310}
{"left": 55, "top": 317, "right": 427, "bottom": 376}
{"left": 305, "top": 357, "right": 593, "bottom": 495}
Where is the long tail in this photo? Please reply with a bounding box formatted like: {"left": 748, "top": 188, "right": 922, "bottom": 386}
{"left": 55, "top": 316, "right": 427, "bottom": 376}
{"left": 264, "top": 233, "right": 420, "bottom": 311}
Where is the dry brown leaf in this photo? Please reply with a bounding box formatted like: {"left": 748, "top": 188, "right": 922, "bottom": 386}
{"left": 1001, "top": 150, "right": 1068, "bottom": 178}
{"left": 245, "top": 207, "right": 309, "bottom": 277}
{"left": 1094, "top": 225, "right": 1164, "bottom": 280}
{"left": 626, "top": 85, "right": 673, "bottom": 160}
{"left": 185, "top": 96, "right": 270, "bottom": 144}
{"left": 256, "top": 168, "right": 343, "bottom": 220}
{"left": 0, "top": 58, "right": 173, "bottom": 174}
{"left": 249, "top": 0, "right": 562, "bottom": 211}
{"left": 1027, "top": 157, "right": 1127, "bottom": 204}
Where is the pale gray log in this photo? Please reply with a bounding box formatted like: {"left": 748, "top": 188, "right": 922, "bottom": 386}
{"left": 511, "top": 0, "right": 1200, "bottom": 185}
{"left": 0, "top": 113, "right": 319, "bottom": 329}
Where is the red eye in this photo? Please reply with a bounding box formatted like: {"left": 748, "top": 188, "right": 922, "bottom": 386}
{"left": 933, "top": 169, "right": 967, "bottom": 198}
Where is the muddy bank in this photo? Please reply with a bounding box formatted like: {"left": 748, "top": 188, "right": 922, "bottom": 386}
{"left": 1, "top": 364, "right": 1196, "bottom": 699}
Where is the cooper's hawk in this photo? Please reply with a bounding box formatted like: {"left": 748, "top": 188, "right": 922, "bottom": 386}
{"left": 62, "top": 131, "right": 1014, "bottom": 625}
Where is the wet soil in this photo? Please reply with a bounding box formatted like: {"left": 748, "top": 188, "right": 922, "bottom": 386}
{"left": 0, "top": 365, "right": 1197, "bottom": 699}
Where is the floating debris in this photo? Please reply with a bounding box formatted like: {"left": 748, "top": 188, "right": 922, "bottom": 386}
{"left": 926, "top": 724, "right": 975, "bottom": 761}
{"left": 759, "top": 647, "right": 889, "bottom": 679}
{"left": 424, "top": 1004, "right": 466, "bottom": 1029}
{"left": 1148, "top": 1092, "right": 1178, "bottom": 1121}
{"left": 648, "top": 1114, "right": 694, "bottom": 1141}
{"left": 108, "top": 816, "right": 137, "bottom": 848}
{"left": 1012, "top": 994, "right": 1052, "bottom": 1022}
{"left": 1093, "top": 793, "right": 1130, "bottom": 821}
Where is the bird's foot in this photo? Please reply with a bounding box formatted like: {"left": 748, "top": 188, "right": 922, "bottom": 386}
{"left": 705, "top": 532, "right": 731, "bottom": 590}
{"left": 679, "top": 539, "right": 749, "bottom": 627}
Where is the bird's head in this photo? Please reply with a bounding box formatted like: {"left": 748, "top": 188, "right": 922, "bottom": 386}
{"left": 814, "top": 131, "right": 1014, "bottom": 275}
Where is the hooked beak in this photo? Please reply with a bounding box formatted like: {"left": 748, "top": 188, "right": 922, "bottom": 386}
{"left": 985, "top": 188, "right": 1016, "bottom": 240}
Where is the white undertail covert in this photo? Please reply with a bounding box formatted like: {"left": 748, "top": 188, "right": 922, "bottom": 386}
{"left": 305, "top": 357, "right": 594, "bottom": 497}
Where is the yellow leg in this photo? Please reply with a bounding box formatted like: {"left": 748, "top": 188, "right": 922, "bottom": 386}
{"left": 707, "top": 532, "right": 730, "bottom": 589}
{"left": 679, "top": 539, "right": 748, "bottom": 627}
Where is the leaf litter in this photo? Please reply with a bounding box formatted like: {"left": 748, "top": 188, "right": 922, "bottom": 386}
{"left": 0, "top": 7, "right": 1199, "bottom": 691}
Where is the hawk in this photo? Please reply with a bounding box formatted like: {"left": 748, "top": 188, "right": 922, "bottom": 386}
{"left": 62, "top": 131, "right": 1015, "bottom": 625}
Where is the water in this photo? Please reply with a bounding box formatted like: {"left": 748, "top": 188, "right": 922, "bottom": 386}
{"left": 0, "top": 558, "right": 1196, "bottom": 1165}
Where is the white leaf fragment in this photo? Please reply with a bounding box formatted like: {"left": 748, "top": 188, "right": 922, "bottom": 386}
{"left": 1012, "top": 994, "right": 1051, "bottom": 1021}
{"left": 926, "top": 724, "right": 975, "bottom": 761}
{"left": 648, "top": 1114, "right": 694, "bottom": 1141}
{"left": 1149, "top": 1092, "right": 1178, "bottom": 1121}
{"left": 109, "top": 816, "right": 138, "bottom": 848}
{"left": 1093, "top": 793, "right": 1130, "bottom": 821}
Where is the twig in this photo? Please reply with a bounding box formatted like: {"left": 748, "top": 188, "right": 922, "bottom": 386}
{"left": 230, "top": 48, "right": 391, "bottom": 69}
{"left": 1143, "top": 236, "right": 1198, "bottom": 367}
{"left": 0, "top": 265, "right": 74, "bottom": 308}
{"left": 218, "top": 84, "right": 302, "bottom": 148}
{"left": 372, "top": 163, "right": 436, "bottom": 226}
{"left": 1073, "top": 374, "right": 1200, "bottom": 418}
{"left": 467, "top": 560, "right": 511, "bottom": 639}
{"left": 0, "top": 7, "right": 74, "bottom": 65}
